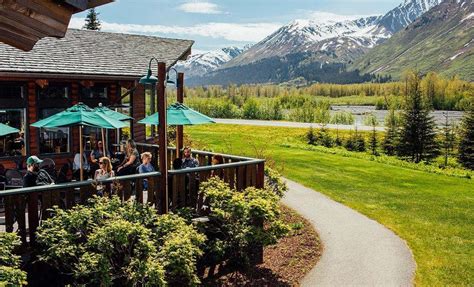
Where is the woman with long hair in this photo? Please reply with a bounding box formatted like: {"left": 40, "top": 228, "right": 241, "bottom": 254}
{"left": 116, "top": 139, "right": 140, "bottom": 176}
{"left": 94, "top": 156, "right": 115, "bottom": 195}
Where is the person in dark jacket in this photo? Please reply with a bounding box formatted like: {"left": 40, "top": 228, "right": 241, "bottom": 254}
{"left": 23, "top": 156, "right": 42, "bottom": 187}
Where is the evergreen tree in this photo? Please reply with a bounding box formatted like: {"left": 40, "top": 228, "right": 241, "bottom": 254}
{"left": 83, "top": 8, "right": 101, "bottom": 31}
{"left": 397, "top": 71, "right": 439, "bottom": 163}
{"left": 366, "top": 115, "right": 379, "bottom": 156}
{"left": 441, "top": 112, "right": 456, "bottom": 167}
{"left": 306, "top": 126, "right": 316, "bottom": 145}
{"left": 458, "top": 108, "right": 474, "bottom": 170}
{"left": 383, "top": 108, "right": 399, "bottom": 156}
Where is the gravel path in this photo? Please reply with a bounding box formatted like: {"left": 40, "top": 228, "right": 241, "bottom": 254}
{"left": 282, "top": 178, "right": 416, "bottom": 287}
{"left": 214, "top": 118, "right": 385, "bottom": 131}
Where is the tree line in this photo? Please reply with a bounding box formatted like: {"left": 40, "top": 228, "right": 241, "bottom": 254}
{"left": 172, "top": 71, "right": 473, "bottom": 116}
{"left": 305, "top": 71, "right": 474, "bottom": 170}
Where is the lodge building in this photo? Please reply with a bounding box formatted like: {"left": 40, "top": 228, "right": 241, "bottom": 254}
{"left": 0, "top": 29, "right": 193, "bottom": 169}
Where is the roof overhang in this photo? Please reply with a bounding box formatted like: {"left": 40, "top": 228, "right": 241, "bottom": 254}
{"left": 0, "top": 0, "right": 114, "bottom": 51}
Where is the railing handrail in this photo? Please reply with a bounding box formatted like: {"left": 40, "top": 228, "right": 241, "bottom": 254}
{"left": 0, "top": 172, "right": 161, "bottom": 197}
{"left": 114, "top": 142, "right": 260, "bottom": 162}
{"left": 0, "top": 160, "right": 265, "bottom": 197}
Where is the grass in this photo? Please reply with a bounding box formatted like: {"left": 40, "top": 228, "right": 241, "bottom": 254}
{"left": 187, "top": 124, "right": 474, "bottom": 286}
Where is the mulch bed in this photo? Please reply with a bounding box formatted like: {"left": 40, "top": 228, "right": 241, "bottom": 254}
{"left": 202, "top": 204, "right": 322, "bottom": 286}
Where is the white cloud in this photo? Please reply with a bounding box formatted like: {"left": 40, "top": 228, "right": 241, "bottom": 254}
{"left": 69, "top": 18, "right": 281, "bottom": 42}
{"left": 178, "top": 1, "right": 222, "bottom": 14}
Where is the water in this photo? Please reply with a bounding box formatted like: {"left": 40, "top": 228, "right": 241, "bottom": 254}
{"left": 330, "top": 106, "right": 464, "bottom": 127}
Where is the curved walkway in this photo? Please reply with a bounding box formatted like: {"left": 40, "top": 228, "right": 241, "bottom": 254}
{"left": 282, "top": 178, "right": 416, "bottom": 287}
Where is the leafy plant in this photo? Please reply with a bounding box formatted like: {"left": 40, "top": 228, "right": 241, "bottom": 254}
{"left": 36, "top": 196, "right": 204, "bottom": 286}
{"left": 0, "top": 233, "right": 27, "bottom": 286}
{"left": 264, "top": 166, "right": 288, "bottom": 198}
{"left": 198, "top": 177, "right": 289, "bottom": 268}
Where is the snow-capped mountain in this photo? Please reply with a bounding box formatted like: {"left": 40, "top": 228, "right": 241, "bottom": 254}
{"left": 224, "top": 15, "right": 389, "bottom": 67}
{"left": 378, "top": 0, "right": 443, "bottom": 33}
{"left": 223, "top": 0, "right": 442, "bottom": 69}
{"left": 187, "top": 0, "right": 447, "bottom": 85}
{"left": 173, "top": 46, "right": 248, "bottom": 78}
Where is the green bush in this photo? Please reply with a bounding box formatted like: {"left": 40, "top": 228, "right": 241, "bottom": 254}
{"left": 198, "top": 177, "right": 289, "bottom": 267}
{"left": 36, "top": 196, "right": 204, "bottom": 286}
{"left": 345, "top": 132, "right": 366, "bottom": 152}
{"left": 264, "top": 167, "right": 288, "bottom": 198}
{"left": 0, "top": 233, "right": 27, "bottom": 286}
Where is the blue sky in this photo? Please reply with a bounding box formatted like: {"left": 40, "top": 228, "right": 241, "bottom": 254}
{"left": 71, "top": 0, "right": 402, "bottom": 52}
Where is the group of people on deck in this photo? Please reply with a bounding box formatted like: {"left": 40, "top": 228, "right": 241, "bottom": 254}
{"left": 22, "top": 138, "right": 218, "bottom": 190}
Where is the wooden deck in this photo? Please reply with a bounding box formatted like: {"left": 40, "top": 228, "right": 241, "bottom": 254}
{"left": 0, "top": 146, "right": 265, "bottom": 248}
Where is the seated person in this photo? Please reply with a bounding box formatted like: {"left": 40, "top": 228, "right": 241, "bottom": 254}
{"left": 90, "top": 141, "right": 106, "bottom": 175}
{"left": 181, "top": 147, "right": 199, "bottom": 169}
{"left": 73, "top": 149, "right": 90, "bottom": 180}
{"left": 94, "top": 157, "right": 115, "bottom": 196}
{"left": 116, "top": 139, "right": 140, "bottom": 176}
{"left": 138, "top": 152, "right": 155, "bottom": 191}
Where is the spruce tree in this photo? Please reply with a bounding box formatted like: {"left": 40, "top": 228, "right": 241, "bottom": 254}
{"left": 83, "top": 8, "right": 101, "bottom": 31}
{"left": 458, "top": 108, "right": 474, "bottom": 169}
{"left": 397, "top": 71, "right": 439, "bottom": 163}
{"left": 383, "top": 108, "right": 399, "bottom": 156}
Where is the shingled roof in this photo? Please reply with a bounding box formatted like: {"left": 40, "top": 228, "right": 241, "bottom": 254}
{"left": 0, "top": 29, "right": 193, "bottom": 79}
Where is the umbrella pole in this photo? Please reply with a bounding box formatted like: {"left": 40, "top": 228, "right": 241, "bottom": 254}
{"left": 80, "top": 126, "right": 83, "bottom": 181}
{"left": 101, "top": 128, "right": 106, "bottom": 156}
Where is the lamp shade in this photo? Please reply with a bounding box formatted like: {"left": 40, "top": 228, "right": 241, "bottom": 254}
{"left": 139, "top": 69, "right": 158, "bottom": 85}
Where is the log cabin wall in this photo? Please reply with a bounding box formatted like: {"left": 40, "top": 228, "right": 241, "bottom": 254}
{"left": 132, "top": 83, "right": 146, "bottom": 143}
{"left": 0, "top": 77, "right": 135, "bottom": 171}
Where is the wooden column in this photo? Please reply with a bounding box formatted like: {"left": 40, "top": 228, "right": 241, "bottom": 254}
{"left": 27, "top": 81, "right": 39, "bottom": 155}
{"left": 132, "top": 83, "right": 146, "bottom": 143}
{"left": 157, "top": 62, "right": 168, "bottom": 213}
{"left": 176, "top": 72, "right": 184, "bottom": 158}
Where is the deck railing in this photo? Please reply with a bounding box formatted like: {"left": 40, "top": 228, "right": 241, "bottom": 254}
{"left": 0, "top": 146, "right": 265, "bottom": 248}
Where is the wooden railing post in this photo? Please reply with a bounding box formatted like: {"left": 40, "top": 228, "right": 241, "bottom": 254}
{"left": 256, "top": 162, "right": 265, "bottom": 189}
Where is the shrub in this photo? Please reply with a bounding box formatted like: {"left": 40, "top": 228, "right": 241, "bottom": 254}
{"left": 198, "top": 177, "right": 289, "bottom": 267}
{"left": 0, "top": 233, "right": 27, "bottom": 286}
{"left": 36, "top": 196, "right": 204, "bottom": 286}
{"left": 345, "top": 132, "right": 366, "bottom": 152}
{"left": 264, "top": 167, "right": 288, "bottom": 198}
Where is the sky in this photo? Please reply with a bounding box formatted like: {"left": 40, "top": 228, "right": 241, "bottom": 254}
{"left": 71, "top": 0, "right": 402, "bottom": 53}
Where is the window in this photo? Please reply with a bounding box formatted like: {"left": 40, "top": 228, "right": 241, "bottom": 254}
{"left": 37, "top": 83, "right": 70, "bottom": 108}
{"left": 80, "top": 84, "right": 109, "bottom": 107}
{"left": 0, "top": 109, "right": 26, "bottom": 157}
{"left": 39, "top": 108, "right": 69, "bottom": 154}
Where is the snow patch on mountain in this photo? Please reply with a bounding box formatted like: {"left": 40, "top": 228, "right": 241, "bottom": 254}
{"left": 174, "top": 46, "right": 248, "bottom": 77}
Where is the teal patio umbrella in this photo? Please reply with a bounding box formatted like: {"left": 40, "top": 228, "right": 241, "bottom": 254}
{"left": 0, "top": 123, "right": 20, "bottom": 155}
{"left": 138, "top": 102, "right": 215, "bottom": 126}
{"left": 138, "top": 102, "right": 215, "bottom": 156}
{"left": 0, "top": 123, "right": 19, "bottom": 137}
{"left": 32, "top": 103, "right": 127, "bottom": 180}
{"left": 94, "top": 103, "right": 133, "bottom": 156}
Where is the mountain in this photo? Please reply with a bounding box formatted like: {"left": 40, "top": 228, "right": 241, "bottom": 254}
{"left": 222, "top": 16, "right": 389, "bottom": 68}
{"left": 352, "top": 0, "right": 474, "bottom": 80}
{"left": 378, "top": 0, "right": 443, "bottom": 33}
{"left": 189, "top": 0, "right": 444, "bottom": 85}
{"left": 173, "top": 46, "right": 248, "bottom": 78}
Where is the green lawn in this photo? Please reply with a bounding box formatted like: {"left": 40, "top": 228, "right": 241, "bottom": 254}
{"left": 187, "top": 124, "right": 474, "bottom": 286}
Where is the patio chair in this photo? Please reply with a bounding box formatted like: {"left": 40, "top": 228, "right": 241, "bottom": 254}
{"left": 39, "top": 158, "right": 57, "bottom": 181}
{"left": 5, "top": 169, "right": 23, "bottom": 187}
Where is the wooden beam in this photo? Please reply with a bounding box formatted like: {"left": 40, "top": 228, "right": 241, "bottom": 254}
{"left": 157, "top": 62, "right": 168, "bottom": 213}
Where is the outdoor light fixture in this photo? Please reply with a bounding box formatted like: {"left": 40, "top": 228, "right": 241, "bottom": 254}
{"left": 139, "top": 57, "right": 160, "bottom": 85}
{"left": 166, "top": 67, "right": 180, "bottom": 87}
